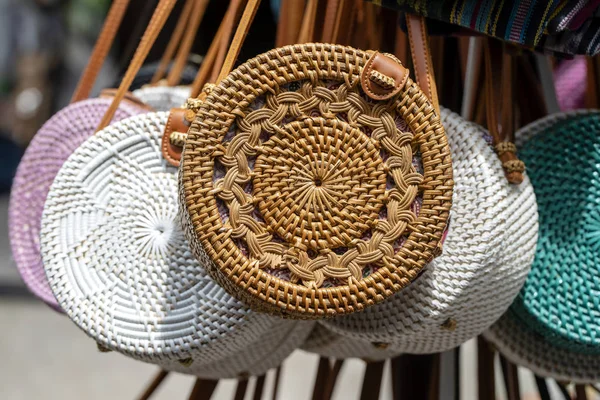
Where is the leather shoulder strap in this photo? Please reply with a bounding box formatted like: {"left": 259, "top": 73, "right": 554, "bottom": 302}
{"left": 166, "top": 0, "right": 210, "bottom": 86}
{"left": 70, "top": 0, "right": 131, "bottom": 103}
{"left": 150, "top": 0, "right": 195, "bottom": 85}
{"left": 406, "top": 14, "right": 439, "bottom": 114}
{"left": 477, "top": 337, "right": 496, "bottom": 400}
{"left": 276, "top": 0, "right": 306, "bottom": 47}
{"left": 97, "top": 0, "right": 178, "bottom": 131}
{"left": 215, "top": 0, "right": 261, "bottom": 85}
{"left": 298, "top": 0, "right": 319, "bottom": 43}
{"left": 161, "top": 0, "right": 250, "bottom": 167}
{"left": 331, "top": 0, "right": 357, "bottom": 44}
{"left": 321, "top": 0, "right": 340, "bottom": 43}
{"left": 210, "top": 0, "right": 245, "bottom": 84}
{"left": 190, "top": 16, "right": 227, "bottom": 98}
{"left": 484, "top": 38, "right": 525, "bottom": 185}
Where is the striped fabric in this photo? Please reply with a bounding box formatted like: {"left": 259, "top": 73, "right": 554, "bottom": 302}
{"left": 368, "top": 0, "right": 600, "bottom": 56}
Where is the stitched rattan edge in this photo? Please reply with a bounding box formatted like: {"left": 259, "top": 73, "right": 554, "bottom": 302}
{"left": 180, "top": 43, "right": 454, "bottom": 319}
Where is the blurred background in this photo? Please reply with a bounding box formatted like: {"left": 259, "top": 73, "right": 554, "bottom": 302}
{"left": 0, "top": 1, "right": 592, "bottom": 399}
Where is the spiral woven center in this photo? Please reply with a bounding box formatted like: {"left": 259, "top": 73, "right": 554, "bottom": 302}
{"left": 254, "top": 118, "right": 386, "bottom": 250}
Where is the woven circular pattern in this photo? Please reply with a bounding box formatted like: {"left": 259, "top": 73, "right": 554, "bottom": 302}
{"left": 485, "top": 312, "right": 600, "bottom": 383}
{"left": 254, "top": 118, "right": 386, "bottom": 251}
{"left": 180, "top": 43, "right": 453, "bottom": 318}
{"left": 41, "top": 112, "right": 284, "bottom": 367}
{"left": 322, "top": 108, "right": 538, "bottom": 353}
{"left": 509, "top": 110, "right": 600, "bottom": 353}
{"left": 132, "top": 85, "right": 191, "bottom": 111}
{"left": 8, "top": 98, "right": 145, "bottom": 310}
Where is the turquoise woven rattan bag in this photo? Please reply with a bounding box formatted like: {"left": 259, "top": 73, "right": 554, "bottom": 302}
{"left": 509, "top": 110, "right": 600, "bottom": 353}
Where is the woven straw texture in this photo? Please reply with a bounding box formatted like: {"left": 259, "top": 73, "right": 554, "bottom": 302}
{"left": 180, "top": 43, "right": 453, "bottom": 318}
{"left": 133, "top": 85, "right": 191, "bottom": 111}
{"left": 485, "top": 312, "right": 600, "bottom": 383}
{"left": 193, "top": 320, "right": 314, "bottom": 379}
{"left": 9, "top": 98, "right": 146, "bottom": 310}
{"left": 302, "top": 324, "right": 399, "bottom": 361}
{"left": 41, "top": 111, "right": 297, "bottom": 373}
{"left": 502, "top": 110, "right": 600, "bottom": 354}
{"left": 321, "top": 108, "right": 538, "bottom": 354}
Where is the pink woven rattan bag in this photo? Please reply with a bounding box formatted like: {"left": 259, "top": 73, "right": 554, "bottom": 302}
{"left": 8, "top": 0, "right": 150, "bottom": 310}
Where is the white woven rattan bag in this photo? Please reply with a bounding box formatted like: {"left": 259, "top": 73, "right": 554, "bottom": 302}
{"left": 41, "top": 111, "right": 312, "bottom": 378}
{"left": 321, "top": 108, "right": 538, "bottom": 353}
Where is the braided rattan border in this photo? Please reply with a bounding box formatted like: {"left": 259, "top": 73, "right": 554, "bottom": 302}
{"left": 180, "top": 43, "right": 453, "bottom": 318}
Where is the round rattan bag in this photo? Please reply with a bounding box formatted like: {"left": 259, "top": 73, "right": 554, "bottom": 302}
{"left": 320, "top": 108, "right": 538, "bottom": 353}
{"left": 41, "top": 111, "right": 310, "bottom": 376}
{"left": 486, "top": 110, "right": 600, "bottom": 363}
{"left": 180, "top": 43, "right": 453, "bottom": 319}
{"left": 8, "top": 96, "right": 148, "bottom": 311}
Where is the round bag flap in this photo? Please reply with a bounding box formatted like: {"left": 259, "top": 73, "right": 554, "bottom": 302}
{"left": 180, "top": 43, "right": 453, "bottom": 318}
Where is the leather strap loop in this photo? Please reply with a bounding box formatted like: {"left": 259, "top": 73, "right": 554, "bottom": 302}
{"left": 70, "top": 0, "right": 131, "bottom": 103}
{"left": 150, "top": 0, "right": 195, "bottom": 85}
{"left": 406, "top": 14, "right": 440, "bottom": 114}
{"left": 483, "top": 38, "right": 525, "bottom": 185}
{"left": 97, "top": 0, "right": 178, "bottom": 132}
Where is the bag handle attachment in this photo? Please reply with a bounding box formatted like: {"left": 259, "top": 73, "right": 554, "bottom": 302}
{"left": 483, "top": 38, "right": 525, "bottom": 185}
{"left": 406, "top": 14, "right": 440, "bottom": 114}
{"left": 162, "top": 0, "right": 261, "bottom": 167}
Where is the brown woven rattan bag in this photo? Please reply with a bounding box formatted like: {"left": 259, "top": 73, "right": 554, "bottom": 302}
{"left": 179, "top": 3, "right": 453, "bottom": 318}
